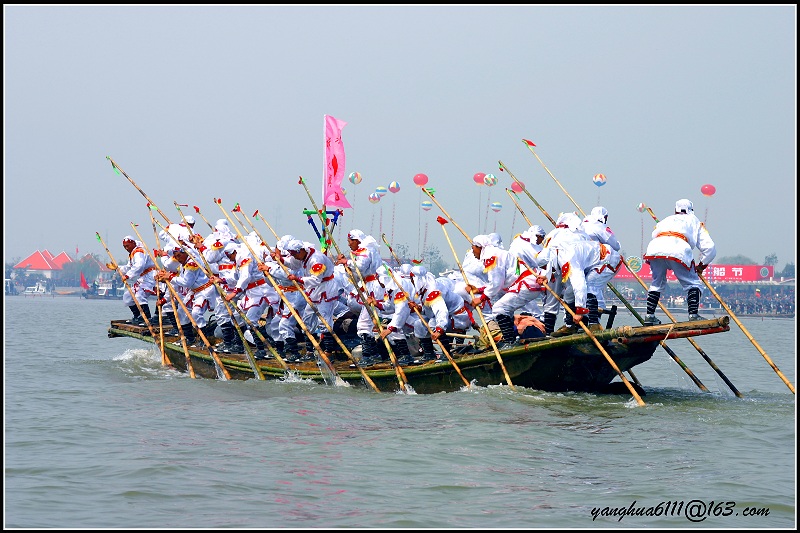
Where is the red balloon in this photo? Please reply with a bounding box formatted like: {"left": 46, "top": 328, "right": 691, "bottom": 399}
{"left": 511, "top": 181, "right": 525, "bottom": 193}
{"left": 700, "top": 184, "right": 716, "bottom": 197}
{"left": 413, "top": 173, "right": 429, "bottom": 187}
{"left": 473, "top": 172, "right": 486, "bottom": 185}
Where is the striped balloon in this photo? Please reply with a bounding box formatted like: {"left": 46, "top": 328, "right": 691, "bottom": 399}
{"left": 375, "top": 186, "right": 388, "bottom": 196}
{"left": 592, "top": 173, "right": 607, "bottom": 187}
{"left": 483, "top": 173, "right": 498, "bottom": 186}
{"left": 388, "top": 181, "right": 400, "bottom": 193}
{"left": 348, "top": 171, "right": 362, "bottom": 184}
{"left": 421, "top": 200, "right": 433, "bottom": 211}
{"left": 369, "top": 193, "right": 381, "bottom": 204}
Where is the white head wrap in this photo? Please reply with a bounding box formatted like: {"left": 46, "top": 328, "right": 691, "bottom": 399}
{"left": 488, "top": 232, "right": 503, "bottom": 249}
{"left": 184, "top": 215, "right": 195, "bottom": 225}
{"left": 556, "top": 212, "right": 582, "bottom": 231}
{"left": 472, "top": 235, "right": 492, "bottom": 248}
{"left": 528, "top": 225, "right": 545, "bottom": 237}
{"left": 284, "top": 239, "right": 304, "bottom": 252}
{"left": 347, "top": 229, "right": 367, "bottom": 242}
{"left": 675, "top": 199, "right": 694, "bottom": 214}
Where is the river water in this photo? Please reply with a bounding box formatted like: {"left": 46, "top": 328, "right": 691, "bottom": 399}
{"left": 4, "top": 296, "right": 796, "bottom": 528}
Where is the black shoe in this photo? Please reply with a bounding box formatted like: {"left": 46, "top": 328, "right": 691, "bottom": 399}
{"left": 164, "top": 328, "right": 180, "bottom": 336}
{"left": 688, "top": 313, "right": 706, "bottom": 321}
{"left": 551, "top": 325, "right": 578, "bottom": 337}
{"left": 359, "top": 356, "right": 383, "bottom": 367}
{"left": 396, "top": 354, "right": 416, "bottom": 366}
{"left": 643, "top": 314, "right": 661, "bottom": 326}
{"left": 253, "top": 349, "right": 268, "bottom": 360}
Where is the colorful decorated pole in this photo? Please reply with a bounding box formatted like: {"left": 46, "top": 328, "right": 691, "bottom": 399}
{"left": 299, "top": 176, "right": 412, "bottom": 393}
{"left": 239, "top": 205, "right": 382, "bottom": 393}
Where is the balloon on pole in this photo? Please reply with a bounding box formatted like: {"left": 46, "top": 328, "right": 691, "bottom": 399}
{"left": 592, "top": 173, "right": 607, "bottom": 187}
{"left": 348, "top": 171, "right": 362, "bottom": 184}
{"left": 413, "top": 173, "right": 429, "bottom": 187}
{"left": 421, "top": 200, "right": 433, "bottom": 211}
{"left": 637, "top": 202, "right": 647, "bottom": 213}
{"left": 490, "top": 201, "right": 502, "bottom": 212}
{"left": 701, "top": 184, "right": 716, "bottom": 197}
{"left": 511, "top": 181, "right": 525, "bottom": 193}
{"left": 388, "top": 181, "right": 400, "bottom": 193}
{"left": 473, "top": 172, "right": 486, "bottom": 185}
{"left": 375, "top": 186, "right": 388, "bottom": 197}
{"left": 483, "top": 173, "right": 498, "bottom": 187}
{"left": 369, "top": 193, "right": 381, "bottom": 204}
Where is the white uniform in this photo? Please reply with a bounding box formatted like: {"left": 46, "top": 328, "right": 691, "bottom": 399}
{"left": 167, "top": 253, "right": 217, "bottom": 329}
{"left": 342, "top": 231, "right": 385, "bottom": 336}
{"left": 581, "top": 209, "right": 622, "bottom": 309}
{"left": 644, "top": 210, "right": 716, "bottom": 293}
{"left": 120, "top": 240, "right": 157, "bottom": 308}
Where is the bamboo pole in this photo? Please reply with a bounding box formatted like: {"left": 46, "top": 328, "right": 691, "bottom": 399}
{"left": 172, "top": 204, "right": 268, "bottom": 379}
{"left": 233, "top": 206, "right": 381, "bottom": 392}
{"left": 380, "top": 233, "right": 472, "bottom": 389}
{"left": 131, "top": 222, "right": 232, "bottom": 380}
{"left": 95, "top": 232, "right": 172, "bottom": 368}
{"left": 437, "top": 216, "right": 516, "bottom": 390}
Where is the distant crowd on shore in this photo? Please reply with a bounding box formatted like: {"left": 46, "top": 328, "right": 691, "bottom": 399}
{"left": 725, "top": 292, "right": 795, "bottom": 316}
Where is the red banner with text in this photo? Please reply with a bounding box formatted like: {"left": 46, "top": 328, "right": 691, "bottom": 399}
{"left": 616, "top": 260, "right": 775, "bottom": 283}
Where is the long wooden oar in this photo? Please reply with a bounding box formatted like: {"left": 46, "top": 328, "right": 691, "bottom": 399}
{"left": 95, "top": 232, "right": 166, "bottom": 355}
{"left": 437, "top": 216, "right": 516, "bottom": 390}
{"left": 644, "top": 208, "right": 794, "bottom": 394}
{"left": 503, "top": 180, "right": 706, "bottom": 391}
{"left": 217, "top": 200, "right": 353, "bottom": 386}
{"left": 240, "top": 208, "right": 382, "bottom": 391}
{"left": 141, "top": 217, "right": 197, "bottom": 376}
{"left": 538, "top": 275, "right": 646, "bottom": 406}
{"left": 146, "top": 213, "right": 194, "bottom": 375}
{"left": 149, "top": 203, "right": 268, "bottom": 374}
{"left": 498, "top": 161, "right": 556, "bottom": 225}
{"left": 171, "top": 204, "right": 268, "bottom": 379}
{"left": 132, "top": 221, "right": 232, "bottom": 380}
{"left": 233, "top": 206, "right": 380, "bottom": 392}
{"left": 380, "top": 233, "right": 472, "bottom": 389}
{"left": 297, "top": 177, "right": 411, "bottom": 393}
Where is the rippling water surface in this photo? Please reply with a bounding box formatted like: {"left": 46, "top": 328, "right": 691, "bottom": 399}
{"left": 4, "top": 297, "right": 796, "bottom": 528}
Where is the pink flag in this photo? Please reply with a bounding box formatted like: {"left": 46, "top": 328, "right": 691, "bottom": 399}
{"left": 323, "top": 115, "right": 352, "bottom": 209}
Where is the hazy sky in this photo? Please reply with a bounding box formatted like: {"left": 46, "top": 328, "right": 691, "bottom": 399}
{"left": 5, "top": 5, "right": 796, "bottom": 272}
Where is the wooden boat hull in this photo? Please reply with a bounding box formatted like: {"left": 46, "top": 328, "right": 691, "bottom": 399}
{"left": 108, "top": 316, "right": 731, "bottom": 394}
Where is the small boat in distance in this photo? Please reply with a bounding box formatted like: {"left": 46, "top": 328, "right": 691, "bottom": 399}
{"left": 22, "top": 281, "right": 51, "bottom": 297}
{"left": 83, "top": 281, "right": 124, "bottom": 300}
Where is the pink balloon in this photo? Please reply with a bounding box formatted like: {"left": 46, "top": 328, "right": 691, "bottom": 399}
{"left": 700, "top": 184, "right": 716, "bottom": 197}
{"left": 413, "top": 173, "right": 429, "bottom": 187}
{"left": 473, "top": 172, "right": 486, "bottom": 185}
{"left": 511, "top": 181, "right": 525, "bottom": 193}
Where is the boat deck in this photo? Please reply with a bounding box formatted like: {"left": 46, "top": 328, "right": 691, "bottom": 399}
{"left": 108, "top": 316, "right": 731, "bottom": 394}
